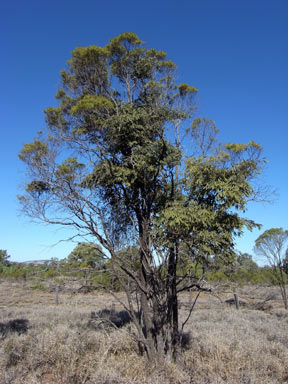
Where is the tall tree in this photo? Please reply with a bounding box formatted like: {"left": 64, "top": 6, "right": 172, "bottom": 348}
{"left": 19, "top": 32, "right": 264, "bottom": 362}
{"left": 254, "top": 228, "right": 288, "bottom": 309}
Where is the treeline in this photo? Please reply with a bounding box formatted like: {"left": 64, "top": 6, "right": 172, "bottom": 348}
{"left": 0, "top": 260, "right": 116, "bottom": 288}
{"left": 206, "top": 253, "right": 282, "bottom": 286}
{"left": 0, "top": 246, "right": 284, "bottom": 288}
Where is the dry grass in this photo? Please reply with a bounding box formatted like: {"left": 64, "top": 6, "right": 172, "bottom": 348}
{"left": 0, "top": 281, "right": 287, "bottom": 384}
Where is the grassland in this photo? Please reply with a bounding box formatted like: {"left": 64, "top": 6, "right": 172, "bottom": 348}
{"left": 0, "top": 281, "right": 287, "bottom": 384}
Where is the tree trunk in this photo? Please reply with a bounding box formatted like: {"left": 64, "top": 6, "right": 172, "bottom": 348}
{"left": 138, "top": 221, "right": 159, "bottom": 362}
{"left": 139, "top": 269, "right": 158, "bottom": 361}
{"left": 165, "top": 243, "right": 180, "bottom": 361}
{"left": 137, "top": 215, "right": 180, "bottom": 362}
{"left": 279, "top": 268, "right": 288, "bottom": 310}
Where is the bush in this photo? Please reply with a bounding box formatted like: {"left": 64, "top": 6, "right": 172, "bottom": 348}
{"left": 0, "top": 319, "right": 29, "bottom": 339}
{"left": 88, "top": 309, "right": 134, "bottom": 330}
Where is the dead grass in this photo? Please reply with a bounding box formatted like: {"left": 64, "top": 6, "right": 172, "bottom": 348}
{"left": 0, "top": 281, "right": 287, "bottom": 384}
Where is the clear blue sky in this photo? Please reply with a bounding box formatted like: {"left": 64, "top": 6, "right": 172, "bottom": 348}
{"left": 1, "top": 0, "right": 287, "bottom": 263}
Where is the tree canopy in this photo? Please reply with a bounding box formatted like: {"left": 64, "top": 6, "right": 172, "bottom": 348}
{"left": 19, "top": 32, "right": 265, "bottom": 362}
{"left": 68, "top": 242, "right": 105, "bottom": 269}
{"left": 254, "top": 228, "right": 288, "bottom": 309}
{"left": 0, "top": 250, "right": 10, "bottom": 265}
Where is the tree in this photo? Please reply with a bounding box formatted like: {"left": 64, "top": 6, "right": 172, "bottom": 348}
{"left": 68, "top": 242, "right": 105, "bottom": 269}
{"left": 0, "top": 250, "right": 10, "bottom": 265}
{"left": 254, "top": 228, "right": 288, "bottom": 309}
{"left": 283, "top": 248, "right": 288, "bottom": 275}
{"left": 236, "top": 252, "right": 259, "bottom": 274}
{"left": 19, "top": 32, "right": 265, "bottom": 362}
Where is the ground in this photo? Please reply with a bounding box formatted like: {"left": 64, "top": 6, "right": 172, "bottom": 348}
{"left": 0, "top": 280, "right": 287, "bottom": 384}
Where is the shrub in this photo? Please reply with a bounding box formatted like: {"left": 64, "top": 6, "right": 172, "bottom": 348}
{"left": 0, "top": 319, "right": 29, "bottom": 339}
{"left": 88, "top": 309, "right": 134, "bottom": 330}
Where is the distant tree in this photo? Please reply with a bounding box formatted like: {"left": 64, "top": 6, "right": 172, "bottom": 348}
{"left": 254, "top": 228, "right": 288, "bottom": 309}
{"left": 236, "top": 252, "right": 259, "bottom": 272}
{"left": 68, "top": 242, "right": 105, "bottom": 269}
{"left": 0, "top": 250, "right": 10, "bottom": 265}
{"left": 19, "top": 32, "right": 265, "bottom": 362}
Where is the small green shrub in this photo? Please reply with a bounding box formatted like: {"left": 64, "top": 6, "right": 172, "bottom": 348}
{"left": 30, "top": 281, "right": 47, "bottom": 290}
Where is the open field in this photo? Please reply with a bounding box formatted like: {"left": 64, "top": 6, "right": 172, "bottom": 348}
{"left": 0, "top": 281, "right": 287, "bottom": 384}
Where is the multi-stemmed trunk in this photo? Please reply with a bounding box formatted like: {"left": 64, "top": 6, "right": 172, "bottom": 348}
{"left": 137, "top": 227, "right": 180, "bottom": 363}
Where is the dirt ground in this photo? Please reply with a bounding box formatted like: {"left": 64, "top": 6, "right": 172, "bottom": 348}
{"left": 0, "top": 279, "right": 284, "bottom": 312}
{"left": 0, "top": 280, "right": 287, "bottom": 384}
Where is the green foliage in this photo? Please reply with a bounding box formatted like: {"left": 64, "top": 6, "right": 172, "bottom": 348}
{"left": 254, "top": 228, "right": 288, "bottom": 275}
{"left": 26, "top": 180, "right": 50, "bottom": 194}
{"left": 206, "top": 270, "right": 230, "bottom": 283}
{"left": 68, "top": 242, "right": 105, "bottom": 269}
{"left": 205, "top": 252, "right": 279, "bottom": 286}
{"left": 155, "top": 139, "right": 262, "bottom": 260}
{"left": 19, "top": 140, "right": 49, "bottom": 159}
{"left": 71, "top": 95, "right": 113, "bottom": 115}
{"left": 255, "top": 228, "right": 288, "bottom": 248}
{"left": 0, "top": 264, "right": 29, "bottom": 280}
{"left": 40, "top": 268, "right": 58, "bottom": 279}
{"left": 0, "top": 250, "right": 10, "bottom": 265}
{"left": 30, "top": 281, "right": 47, "bottom": 290}
{"left": 178, "top": 83, "right": 198, "bottom": 96}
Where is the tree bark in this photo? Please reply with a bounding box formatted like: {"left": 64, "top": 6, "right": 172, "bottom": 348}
{"left": 137, "top": 215, "right": 159, "bottom": 361}
{"left": 166, "top": 242, "right": 180, "bottom": 361}
{"left": 279, "top": 267, "right": 288, "bottom": 310}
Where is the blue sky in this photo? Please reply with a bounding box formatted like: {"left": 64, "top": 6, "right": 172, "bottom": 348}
{"left": 1, "top": 0, "right": 287, "bottom": 263}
